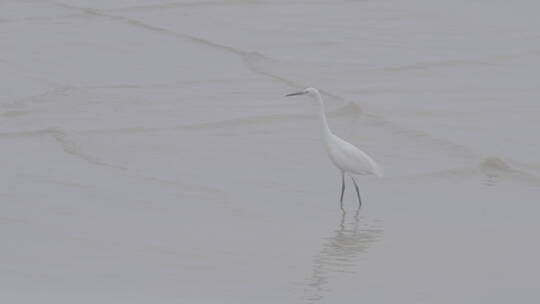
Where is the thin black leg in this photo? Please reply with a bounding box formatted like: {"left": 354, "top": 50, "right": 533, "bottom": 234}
{"left": 351, "top": 176, "right": 362, "bottom": 208}
{"left": 339, "top": 171, "right": 345, "bottom": 210}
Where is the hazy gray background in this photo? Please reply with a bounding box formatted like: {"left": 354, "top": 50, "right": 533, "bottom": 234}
{"left": 1, "top": 0, "right": 539, "bottom": 303}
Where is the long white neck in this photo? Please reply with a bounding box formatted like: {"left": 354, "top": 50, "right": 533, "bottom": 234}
{"left": 313, "top": 91, "right": 332, "bottom": 139}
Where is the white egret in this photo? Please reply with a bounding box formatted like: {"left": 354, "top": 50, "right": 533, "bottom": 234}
{"left": 286, "top": 88, "right": 382, "bottom": 209}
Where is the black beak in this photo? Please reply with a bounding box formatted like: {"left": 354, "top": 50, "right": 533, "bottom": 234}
{"left": 285, "top": 91, "right": 304, "bottom": 97}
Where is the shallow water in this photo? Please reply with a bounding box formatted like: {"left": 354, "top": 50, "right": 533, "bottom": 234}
{"left": 1, "top": 1, "right": 540, "bottom": 303}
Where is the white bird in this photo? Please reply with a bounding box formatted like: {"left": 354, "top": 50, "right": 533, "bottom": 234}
{"left": 286, "top": 87, "right": 382, "bottom": 209}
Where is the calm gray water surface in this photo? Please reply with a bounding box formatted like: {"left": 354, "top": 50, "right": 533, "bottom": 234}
{"left": 1, "top": 1, "right": 539, "bottom": 303}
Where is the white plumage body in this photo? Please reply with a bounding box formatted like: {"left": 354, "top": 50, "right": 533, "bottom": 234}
{"left": 286, "top": 87, "right": 382, "bottom": 207}
{"left": 324, "top": 133, "right": 382, "bottom": 177}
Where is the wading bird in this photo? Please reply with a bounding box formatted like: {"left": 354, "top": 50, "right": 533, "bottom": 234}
{"left": 286, "top": 88, "right": 382, "bottom": 209}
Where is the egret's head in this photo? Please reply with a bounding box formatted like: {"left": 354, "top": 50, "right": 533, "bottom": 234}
{"left": 285, "top": 87, "right": 319, "bottom": 98}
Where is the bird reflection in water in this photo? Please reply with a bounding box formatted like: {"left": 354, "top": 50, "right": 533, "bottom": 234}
{"left": 305, "top": 207, "right": 383, "bottom": 303}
